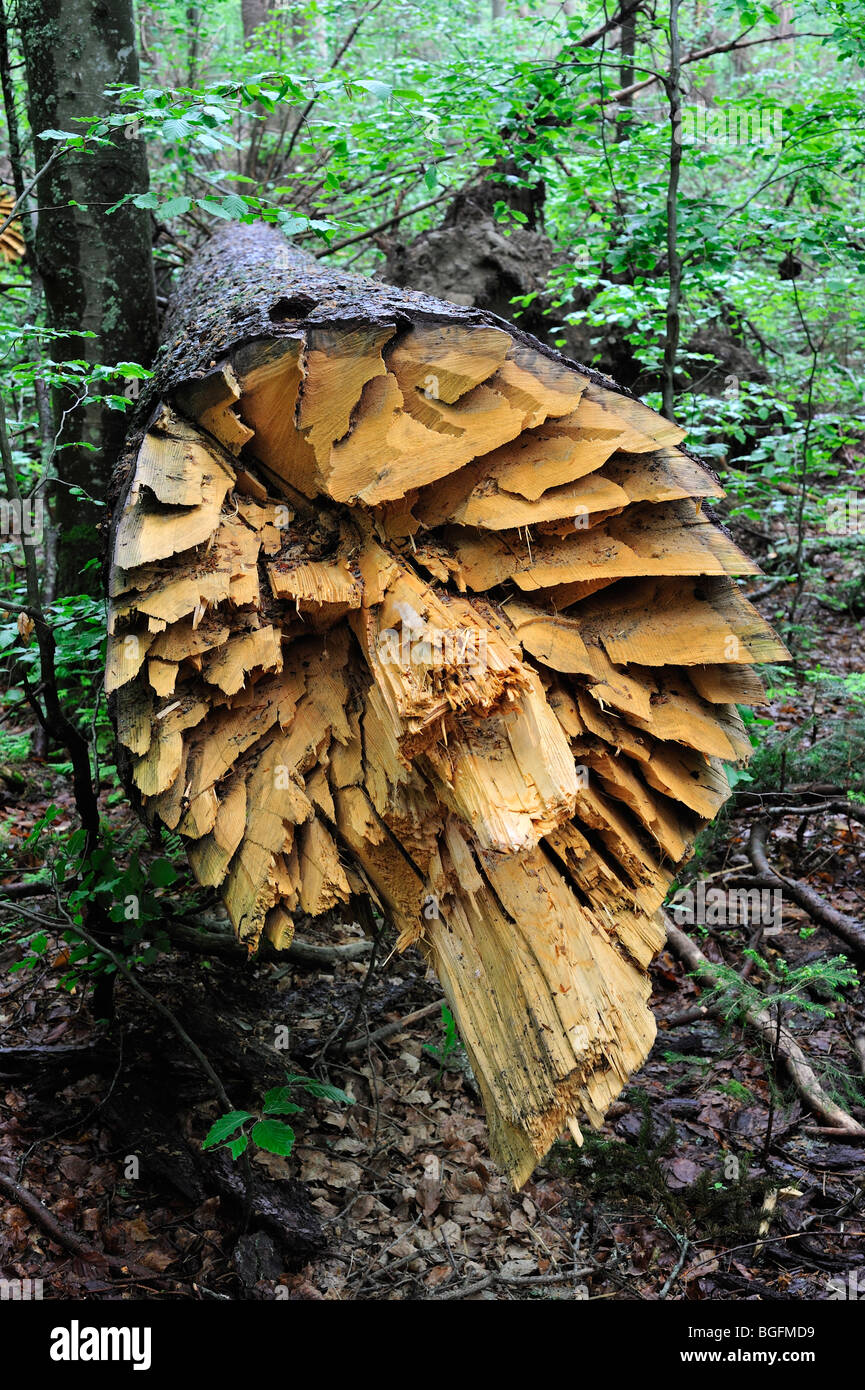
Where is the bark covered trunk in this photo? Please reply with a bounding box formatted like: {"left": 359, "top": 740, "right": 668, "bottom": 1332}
{"left": 107, "top": 222, "right": 786, "bottom": 1186}
{"left": 20, "top": 0, "right": 158, "bottom": 594}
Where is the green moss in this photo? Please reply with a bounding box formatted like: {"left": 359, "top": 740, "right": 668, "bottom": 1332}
{"left": 551, "top": 1091, "right": 772, "bottom": 1241}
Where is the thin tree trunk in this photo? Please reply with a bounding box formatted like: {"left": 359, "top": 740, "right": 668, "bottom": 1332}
{"left": 661, "top": 0, "right": 682, "bottom": 422}
{"left": 242, "top": 0, "right": 273, "bottom": 41}
{"left": 187, "top": 4, "right": 202, "bottom": 85}
{"left": 0, "top": 0, "right": 56, "bottom": 612}
{"left": 18, "top": 0, "right": 158, "bottom": 595}
{"left": 616, "top": 6, "right": 637, "bottom": 142}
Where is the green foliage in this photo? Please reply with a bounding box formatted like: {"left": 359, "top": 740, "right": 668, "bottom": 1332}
{"left": 553, "top": 1090, "right": 771, "bottom": 1239}
{"left": 0, "top": 729, "right": 31, "bottom": 762}
{"left": 202, "top": 1072, "right": 354, "bottom": 1162}
{"left": 745, "top": 670, "right": 865, "bottom": 793}
{"left": 1, "top": 812, "right": 185, "bottom": 990}
{"left": 697, "top": 949, "right": 858, "bottom": 1027}
{"left": 422, "top": 1003, "right": 465, "bottom": 1075}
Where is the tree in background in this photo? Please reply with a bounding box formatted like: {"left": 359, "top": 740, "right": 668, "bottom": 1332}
{"left": 18, "top": 0, "right": 157, "bottom": 594}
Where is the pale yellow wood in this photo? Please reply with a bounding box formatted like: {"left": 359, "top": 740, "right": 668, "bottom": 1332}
{"left": 422, "top": 669, "right": 579, "bottom": 854}
{"left": 201, "top": 625, "right": 283, "bottom": 697}
{"left": 268, "top": 558, "right": 361, "bottom": 610}
{"left": 133, "top": 729, "right": 183, "bottom": 797}
{"left": 232, "top": 335, "right": 319, "bottom": 498}
{"left": 105, "top": 630, "right": 153, "bottom": 693}
{"left": 603, "top": 446, "right": 724, "bottom": 503}
{"left": 387, "top": 322, "right": 511, "bottom": 403}
{"left": 577, "top": 576, "right": 790, "bottom": 667}
{"left": 174, "top": 364, "right": 255, "bottom": 454}
{"left": 297, "top": 818, "right": 351, "bottom": 915}
{"left": 689, "top": 661, "right": 768, "bottom": 705}
{"left": 424, "top": 842, "right": 659, "bottom": 1187}
{"left": 147, "top": 657, "right": 177, "bottom": 698}
{"left": 116, "top": 682, "right": 153, "bottom": 756}
{"left": 441, "top": 499, "right": 758, "bottom": 593}
{"left": 112, "top": 408, "right": 235, "bottom": 570}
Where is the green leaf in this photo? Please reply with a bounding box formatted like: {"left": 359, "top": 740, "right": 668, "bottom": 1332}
{"left": 158, "top": 195, "right": 192, "bottom": 218}
{"left": 353, "top": 79, "right": 392, "bottom": 101}
{"left": 251, "top": 1119, "right": 296, "bottom": 1156}
{"left": 149, "top": 858, "right": 177, "bottom": 887}
{"left": 196, "top": 197, "right": 234, "bottom": 220}
{"left": 219, "top": 193, "right": 251, "bottom": 219}
{"left": 201, "top": 1110, "right": 254, "bottom": 1149}
{"left": 262, "top": 1086, "right": 303, "bottom": 1116}
{"left": 227, "top": 1135, "right": 249, "bottom": 1160}
{"left": 285, "top": 1074, "right": 354, "bottom": 1106}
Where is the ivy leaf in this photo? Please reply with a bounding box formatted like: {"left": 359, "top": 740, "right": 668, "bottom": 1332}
{"left": 201, "top": 1111, "right": 254, "bottom": 1149}
{"left": 251, "top": 1119, "right": 296, "bottom": 1156}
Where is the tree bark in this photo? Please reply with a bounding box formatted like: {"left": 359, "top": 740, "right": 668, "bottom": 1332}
{"left": 242, "top": 0, "right": 273, "bottom": 41}
{"left": 661, "top": 0, "right": 683, "bottom": 423}
{"left": 19, "top": 0, "right": 158, "bottom": 595}
{"left": 616, "top": 5, "right": 637, "bottom": 142}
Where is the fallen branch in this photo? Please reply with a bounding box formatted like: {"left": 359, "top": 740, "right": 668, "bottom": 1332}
{"left": 344, "top": 998, "right": 444, "bottom": 1055}
{"left": 663, "top": 914, "right": 865, "bottom": 1137}
{"left": 432, "top": 1266, "right": 593, "bottom": 1300}
{"left": 167, "top": 917, "right": 373, "bottom": 966}
{"left": 747, "top": 822, "right": 865, "bottom": 955}
{"left": 0, "top": 881, "right": 52, "bottom": 900}
{"left": 0, "top": 1166, "right": 168, "bottom": 1278}
{"left": 801, "top": 1126, "right": 865, "bottom": 1141}
{"left": 280, "top": 937, "right": 372, "bottom": 967}
{"left": 756, "top": 802, "right": 865, "bottom": 828}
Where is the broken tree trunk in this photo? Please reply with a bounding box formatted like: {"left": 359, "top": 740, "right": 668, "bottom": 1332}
{"left": 107, "top": 222, "right": 787, "bottom": 1188}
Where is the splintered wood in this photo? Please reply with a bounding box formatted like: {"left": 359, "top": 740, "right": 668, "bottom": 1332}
{"left": 108, "top": 226, "right": 787, "bottom": 1188}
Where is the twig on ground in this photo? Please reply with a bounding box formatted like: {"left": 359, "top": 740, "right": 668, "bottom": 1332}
{"left": 344, "top": 998, "right": 444, "bottom": 1056}
{"left": 0, "top": 1166, "right": 169, "bottom": 1280}
{"left": 432, "top": 1267, "right": 593, "bottom": 1300}
{"left": 659, "top": 1233, "right": 690, "bottom": 1299}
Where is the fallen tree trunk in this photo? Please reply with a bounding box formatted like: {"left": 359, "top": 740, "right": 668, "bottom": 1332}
{"left": 107, "top": 222, "right": 787, "bottom": 1187}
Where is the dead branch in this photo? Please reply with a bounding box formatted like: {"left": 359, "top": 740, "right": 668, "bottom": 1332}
{"left": 663, "top": 914, "right": 865, "bottom": 1137}
{"left": 747, "top": 822, "right": 865, "bottom": 954}
{"left": 344, "top": 998, "right": 444, "bottom": 1055}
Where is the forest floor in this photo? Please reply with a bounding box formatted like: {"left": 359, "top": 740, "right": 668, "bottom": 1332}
{"left": 0, "top": 524, "right": 863, "bottom": 1302}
